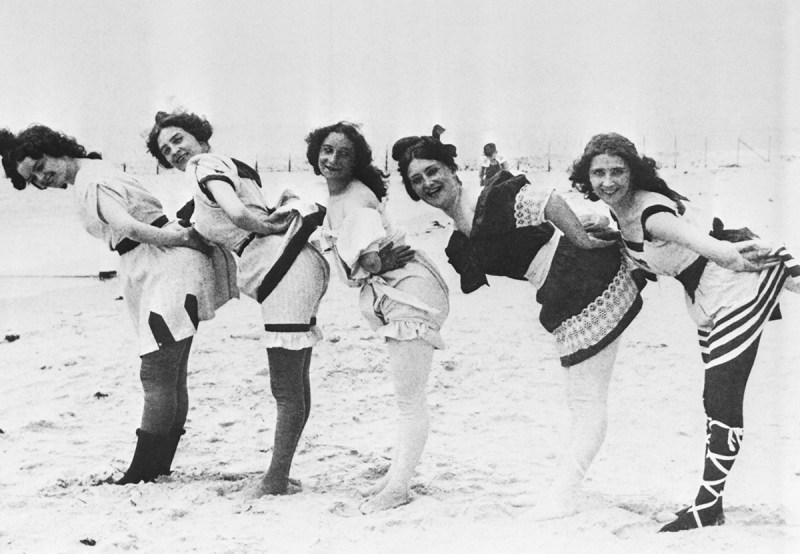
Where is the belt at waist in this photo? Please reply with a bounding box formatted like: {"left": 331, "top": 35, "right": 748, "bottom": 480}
{"left": 114, "top": 215, "right": 170, "bottom": 255}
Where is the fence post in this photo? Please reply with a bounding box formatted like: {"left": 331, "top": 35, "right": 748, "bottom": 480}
{"left": 547, "top": 143, "right": 551, "bottom": 172}
{"left": 288, "top": 154, "right": 292, "bottom": 172}
{"left": 736, "top": 138, "right": 740, "bottom": 167}
{"left": 673, "top": 137, "right": 678, "bottom": 168}
{"left": 704, "top": 138, "right": 708, "bottom": 168}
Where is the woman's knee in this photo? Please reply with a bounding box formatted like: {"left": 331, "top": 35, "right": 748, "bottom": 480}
{"left": 140, "top": 338, "right": 193, "bottom": 386}
{"left": 267, "top": 348, "right": 308, "bottom": 404}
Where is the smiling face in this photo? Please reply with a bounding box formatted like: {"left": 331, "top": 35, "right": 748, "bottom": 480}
{"left": 156, "top": 126, "right": 209, "bottom": 171}
{"left": 589, "top": 153, "right": 632, "bottom": 207}
{"left": 16, "top": 155, "right": 78, "bottom": 190}
{"left": 318, "top": 132, "right": 356, "bottom": 187}
{"left": 406, "top": 158, "right": 460, "bottom": 212}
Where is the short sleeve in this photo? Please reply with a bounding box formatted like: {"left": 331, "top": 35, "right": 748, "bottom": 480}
{"left": 93, "top": 178, "right": 130, "bottom": 223}
{"left": 641, "top": 204, "right": 677, "bottom": 241}
{"left": 189, "top": 153, "right": 240, "bottom": 202}
{"left": 514, "top": 183, "right": 553, "bottom": 227}
{"left": 336, "top": 207, "right": 386, "bottom": 269}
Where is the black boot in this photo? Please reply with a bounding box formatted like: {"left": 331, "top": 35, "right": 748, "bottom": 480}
{"left": 157, "top": 428, "right": 186, "bottom": 477}
{"left": 115, "top": 429, "right": 166, "bottom": 485}
{"left": 659, "top": 418, "right": 742, "bottom": 532}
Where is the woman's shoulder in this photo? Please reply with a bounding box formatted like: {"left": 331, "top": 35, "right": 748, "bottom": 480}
{"left": 631, "top": 190, "right": 679, "bottom": 214}
{"left": 76, "top": 159, "right": 137, "bottom": 190}
{"left": 345, "top": 181, "right": 382, "bottom": 209}
{"left": 76, "top": 158, "right": 116, "bottom": 180}
{"left": 189, "top": 152, "right": 235, "bottom": 172}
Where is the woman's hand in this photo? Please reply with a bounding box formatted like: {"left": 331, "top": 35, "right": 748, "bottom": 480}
{"left": 582, "top": 235, "right": 617, "bottom": 249}
{"left": 580, "top": 213, "right": 621, "bottom": 242}
{"left": 545, "top": 193, "right": 614, "bottom": 249}
{"left": 182, "top": 226, "right": 213, "bottom": 255}
{"left": 579, "top": 213, "right": 610, "bottom": 233}
{"left": 377, "top": 241, "right": 415, "bottom": 273}
{"left": 727, "top": 241, "right": 782, "bottom": 272}
{"left": 259, "top": 210, "right": 295, "bottom": 235}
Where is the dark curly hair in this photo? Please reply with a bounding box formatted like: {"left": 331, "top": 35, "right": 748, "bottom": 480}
{"left": 391, "top": 125, "right": 457, "bottom": 201}
{"left": 570, "top": 133, "right": 687, "bottom": 208}
{"left": 146, "top": 110, "right": 213, "bottom": 168}
{"left": 305, "top": 121, "right": 388, "bottom": 201}
{"left": 0, "top": 125, "right": 100, "bottom": 190}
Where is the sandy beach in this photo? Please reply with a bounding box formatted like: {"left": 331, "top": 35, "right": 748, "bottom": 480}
{"left": 2, "top": 162, "right": 799, "bottom": 553}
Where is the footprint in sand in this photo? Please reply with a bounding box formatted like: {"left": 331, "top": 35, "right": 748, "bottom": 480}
{"left": 330, "top": 501, "right": 363, "bottom": 518}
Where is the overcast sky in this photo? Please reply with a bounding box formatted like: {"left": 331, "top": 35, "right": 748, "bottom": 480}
{"left": 1, "top": 0, "right": 797, "bottom": 167}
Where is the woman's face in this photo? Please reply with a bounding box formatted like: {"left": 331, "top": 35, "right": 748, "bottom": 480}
{"left": 406, "top": 158, "right": 460, "bottom": 211}
{"left": 589, "top": 153, "right": 631, "bottom": 207}
{"left": 318, "top": 132, "right": 356, "bottom": 185}
{"left": 157, "top": 126, "right": 209, "bottom": 172}
{"left": 16, "top": 155, "right": 77, "bottom": 189}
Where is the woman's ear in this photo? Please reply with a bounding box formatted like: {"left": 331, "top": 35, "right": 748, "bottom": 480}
{"left": 200, "top": 142, "right": 210, "bottom": 153}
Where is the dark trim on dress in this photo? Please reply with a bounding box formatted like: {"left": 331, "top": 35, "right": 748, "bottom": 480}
{"left": 231, "top": 158, "right": 262, "bottom": 187}
{"left": 641, "top": 204, "right": 676, "bottom": 241}
{"left": 235, "top": 233, "right": 258, "bottom": 257}
{"left": 264, "top": 317, "right": 317, "bottom": 333}
{"left": 255, "top": 205, "right": 327, "bottom": 303}
{"left": 675, "top": 256, "right": 708, "bottom": 302}
{"left": 114, "top": 215, "right": 170, "bottom": 255}
{"left": 560, "top": 294, "right": 642, "bottom": 367}
{"left": 198, "top": 175, "right": 235, "bottom": 202}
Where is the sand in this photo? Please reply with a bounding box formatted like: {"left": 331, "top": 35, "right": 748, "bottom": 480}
{"left": 1, "top": 162, "right": 799, "bottom": 553}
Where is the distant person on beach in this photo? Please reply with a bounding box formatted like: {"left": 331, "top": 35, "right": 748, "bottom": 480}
{"left": 479, "top": 142, "right": 508, "bottom": 187}
{"left": 392, "top": 126, "right": 644, "bottom": 520}
{"left": 570, "top": 132, "right": 797, "bottom": 532}
{"left": 306, "top": 122, "right": 449, "bottom": 513}
{"left": 0, "top": 125, "right": 237, "bottom": 485}
{"left": 147, "top": 110, "right": 330, "bottom": 496}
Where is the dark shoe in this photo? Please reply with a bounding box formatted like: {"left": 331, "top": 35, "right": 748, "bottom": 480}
{"left": 157, "top": 428, "right": 186, "bottom": 477}
{"left": 659, "top": 503, "right": 725, "bottom": 532}
{"left": 115, "top": 429, "right": 166, "bottom": 485}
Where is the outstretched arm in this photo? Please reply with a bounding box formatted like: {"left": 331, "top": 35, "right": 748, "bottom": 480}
{"left": 544, "top": 192, "right": 614, "bottom": 249}
{"left": 97, "top": 192, "right": 208, "bottom": 252}
{"left": 645, "top": 212, "right": 778, "bottom": 272}
{"left": 206, "top": 180, "right": 292, "bottom": 236}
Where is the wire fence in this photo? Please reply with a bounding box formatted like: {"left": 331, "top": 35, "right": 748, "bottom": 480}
{"left": 112, "top": 132, "right": 795, "bottom": 176}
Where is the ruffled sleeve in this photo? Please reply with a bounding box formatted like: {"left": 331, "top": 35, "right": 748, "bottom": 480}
{"left": 188, "top": 153, "right": 241, "bottom": 203}
{"left": 514, "top": 182, "right": 554, "bottom": 228}
{"left": 336, "top": 207, "right": 386, "bottom": 271}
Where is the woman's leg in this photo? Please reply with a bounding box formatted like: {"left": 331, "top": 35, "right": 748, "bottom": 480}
{"left": 301, "top": 347, "right": 312, "bottom": 432}
{"left": 660, "top": 336, "right": 761, "bottom": 532}
{"left": 117, "top": 337, "right": 192, "bottom": 485}
{"left": 360, "top": 337, "right": 434, "bottom": 514}
{"left": 172, "top": 336, "right": 191, "bottom": 432}
{"left": 526, "top": 337, "right": 619, "bottom": 520}
{"left": 159, "top": 337, "right": 193, "bottom": 476}
{"left": 255, "top": 346, "right": 310, "bottom": 496}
